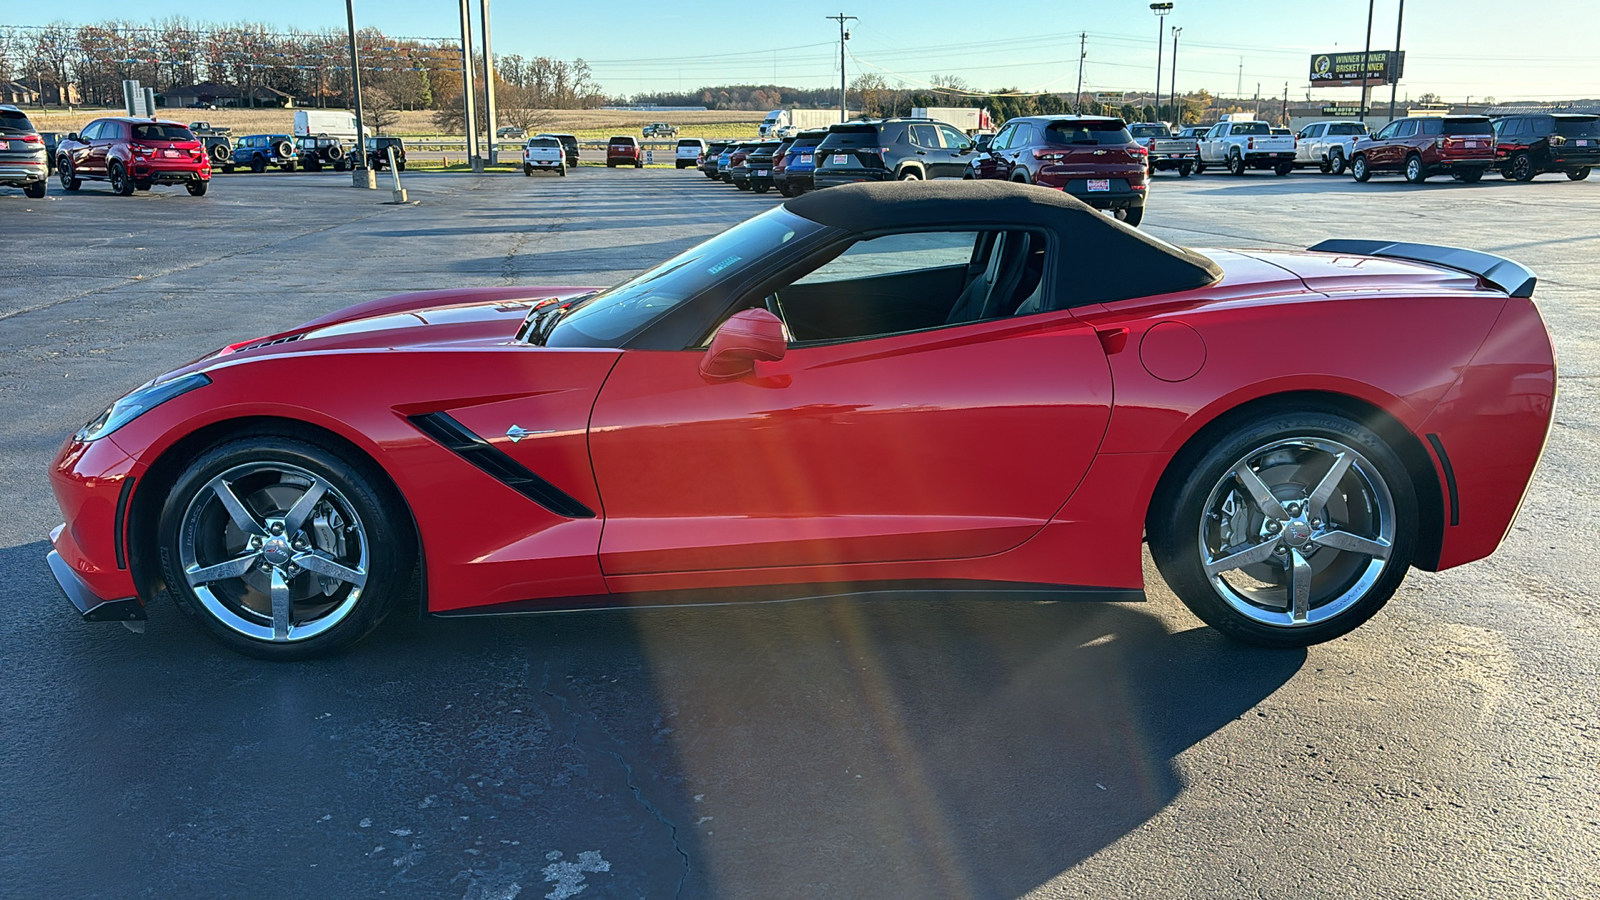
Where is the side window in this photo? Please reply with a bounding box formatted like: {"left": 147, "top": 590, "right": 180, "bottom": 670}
{"left": 937, "top": 125, "right": 971, "bottom": 150}
{"left": 1420, "top": 119, "right": 1443, "bottom": 136}
{"left": 1011, "top": 123, "right": 1036, "bottom": 148}
{"left": 1373, "top": 122, "right": 1396, "bottom": 140}
{"left": 102, "top": 122, "right": 126, "bottom": 141}
{"left": 770, "top": 230, "right": 1048, "bottom": 343}
{"left": 78, "top": 121, "right": 103, "bottom": 141}
{"left": 989, "top": 125, "right": 1015, "bottom": 150}
{"left": 909, "top": 124, "right": 940, "bottom": 148}
{"left": 1530, "top": 116, "right": 1554, "bottom": 136}
{"left": 1397, "top": 121, "right": 1419, "bottom": 138}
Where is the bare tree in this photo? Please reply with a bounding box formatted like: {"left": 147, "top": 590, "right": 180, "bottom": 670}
{"left": 362, "top": 86, "right": 399, "bottom": 133}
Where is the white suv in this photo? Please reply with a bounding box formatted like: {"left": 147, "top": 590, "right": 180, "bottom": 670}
{"left": 675, "top": 138, "right": 707, "bottom": 170}
{"left": 1294, "top": 120, "right": 1370, "bottom": 175}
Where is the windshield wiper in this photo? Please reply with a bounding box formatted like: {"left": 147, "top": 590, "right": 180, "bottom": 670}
{"left": 521, "top": 291, "right": 599, "bottom": 346}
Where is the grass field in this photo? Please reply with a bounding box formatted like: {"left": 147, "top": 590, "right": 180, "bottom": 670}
{"left": 23, "top": 107, "right": 767, "bottom": 140}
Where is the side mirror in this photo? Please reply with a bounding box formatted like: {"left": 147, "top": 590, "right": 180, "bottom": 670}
{"left": 66, "top": 133, "right": 79, "bottom": 142}
{"left": 701, "top": 308, "right": 787, "bottom": 382}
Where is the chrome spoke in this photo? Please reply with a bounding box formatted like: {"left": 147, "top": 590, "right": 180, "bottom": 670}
{"left": 270, "top": 568, "right": 291, "bottom": 641}
{"left": 282, "top": 478, "right": 328, "bottom": 536}
{"left": 1204, "top": 540, "right": 1281, "bottom": 577}
{"left": 212, "top": 478, "right": 267, "bottom": 536}
{"left": 1307, "top": 451, "right": 1354, "bottom": 514}
{"left": 1315, "top": 529, "right": 1392, "bottom": 559}
{"left": 1289, "top": 548, "right": 1313, "bottom": 623}
{"left": 1233, "top": 463, "right": 1290, "bottom": 520}
{"left": 292, "top": 551, "right": 367, "bottom": 589}
{"left": 185, "top": 552, "right": 261, "bottom": 587}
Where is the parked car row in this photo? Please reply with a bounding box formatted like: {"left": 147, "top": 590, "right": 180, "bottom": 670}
{"left": 690, "top": 116, "right": 1150, "bottom": 225}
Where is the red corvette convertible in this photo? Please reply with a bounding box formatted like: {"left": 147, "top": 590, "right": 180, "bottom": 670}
{"left": 47, "top": 182, "right": 1555, "bottom": 659}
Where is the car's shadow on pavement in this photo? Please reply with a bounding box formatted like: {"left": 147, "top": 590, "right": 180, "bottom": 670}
{"left": 3, "top": 539, "right": 1303, "bottom": 899}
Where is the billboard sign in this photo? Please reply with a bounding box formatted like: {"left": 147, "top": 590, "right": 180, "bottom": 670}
{"left": 1309, "top": 51, "right": 1404, "bottom": 88}
{"left": 1321, "top": 105, "right": 1370, "bottom": 116}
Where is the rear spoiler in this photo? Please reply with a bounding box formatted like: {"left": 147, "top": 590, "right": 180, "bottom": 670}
{"left": 1308, "top": 239, "right": 1537, "bottom": 298}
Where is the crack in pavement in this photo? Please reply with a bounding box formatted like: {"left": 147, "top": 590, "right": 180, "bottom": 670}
{"left": 539, "top": 661, "right": 691, "bottom": 900}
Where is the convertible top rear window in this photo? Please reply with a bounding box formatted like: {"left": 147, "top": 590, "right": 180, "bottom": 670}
{"left": 1046, "top": 120, "right": 1134, "bottom": 145}
{"left": 133, "top": 124, "right": 195, "bottom": 142}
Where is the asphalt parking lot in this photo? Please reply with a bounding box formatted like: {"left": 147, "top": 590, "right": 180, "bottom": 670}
{"left": 2, "top": 168, "right": 1597, "bottom": 899}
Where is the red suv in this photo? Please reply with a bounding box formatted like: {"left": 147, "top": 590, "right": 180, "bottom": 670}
{"left": 606, "top": 135, "right": 643, "bottom": 168}
{"left": 56, "top": 117, "right": 211, "bottom": 196}
{"left": 1349, "top": 116, "right": 1495, "bottom": 184}
{"left": 967, "top": 116, "right": 1148, "bottom": 226}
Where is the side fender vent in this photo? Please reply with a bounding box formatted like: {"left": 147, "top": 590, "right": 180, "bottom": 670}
{"left": 408, "top": 412, "right": 596, "bottom": 519}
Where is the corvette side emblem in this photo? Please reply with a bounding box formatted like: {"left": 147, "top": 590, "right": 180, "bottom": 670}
{"left": 505, "top": 425, "right": 549, "bottom": 443}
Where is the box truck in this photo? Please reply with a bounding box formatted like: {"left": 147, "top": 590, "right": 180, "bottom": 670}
{"left": 911, "top": 107, "right": 993, "bottom": 133}
{"left": 294, "top": 110, "right": 359, "bottom": 139}
{"left": 760, "top": 109, "right": 851, "bottom": 136}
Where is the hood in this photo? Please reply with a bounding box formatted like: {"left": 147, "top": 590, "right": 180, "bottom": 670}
{"left": 217, "top": 286, "right": 602, "bottom": 358}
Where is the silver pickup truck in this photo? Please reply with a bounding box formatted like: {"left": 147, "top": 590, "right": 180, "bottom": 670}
{"left": 1198, "top": 119, "right": 1297, "bottom": 175}
{"left": 1293, "top": 120, "right": 1370, "bottom": 174}
{"left": 1129, "top": 122, "right": 1199, "bottom": 177}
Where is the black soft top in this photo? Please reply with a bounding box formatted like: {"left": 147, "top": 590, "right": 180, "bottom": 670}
{"left": 784, "top": 181, "right": 1222, "bottom": 304}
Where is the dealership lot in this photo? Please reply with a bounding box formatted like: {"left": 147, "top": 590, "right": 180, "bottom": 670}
{"left": 2, "top": 170, "right": 1597, "bottom": 898}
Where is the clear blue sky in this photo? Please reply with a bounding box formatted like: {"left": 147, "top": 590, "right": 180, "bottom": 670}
{"left": 15, "top": 1, "right": 1594, "bottom": 102}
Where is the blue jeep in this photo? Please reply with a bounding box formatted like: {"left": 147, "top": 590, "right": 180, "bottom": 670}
{"left": 230, "top": 134, "right": 297, "bottom": 173}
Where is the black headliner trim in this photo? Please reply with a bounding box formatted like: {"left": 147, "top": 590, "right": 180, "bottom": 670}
{"left": 409, "top": 412, "right": 596, "bottom": 519}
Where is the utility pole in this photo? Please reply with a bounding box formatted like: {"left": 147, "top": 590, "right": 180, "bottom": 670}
{"left": 1358, "top": 0, "right": 1375, "bottom": 122}
{"left": 1387, "top": 0, "right": 1405, "bottom": 123}
{"left": 345, "top": 0, "right": 374, "bottom": 188}
{"left": 826, "top": 13, "right": 857, "bottom": 123}
{"left": 481, "top": 0, "right": 498, "bottom": 165}
{"left": 459, "top": 0, "right": 480, "bottom": 172}
{"left": 1075, "top": 32, "right": 1086, "bottom": 114}
{"left": 1237, "top": 58, "right": 1243, "bottom": 100}
{"left": 1281, "top": 82, "right": 1288, "bottom": 125}
{"left": 1169, "top": 27, "right": 1181, "bottom": 126}
{"left": 1150, "top": 3, "right": 1173, "bottom": 122}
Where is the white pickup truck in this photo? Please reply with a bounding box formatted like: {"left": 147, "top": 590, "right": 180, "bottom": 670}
{"left": 1197, "top": 119, "right": 1297, "bottom": 175}
{"left": 1293, "top": 120, "right": 1370, "bottom": 175}
{"left": 521, "top": 136, "right": 567, "bottom": 176}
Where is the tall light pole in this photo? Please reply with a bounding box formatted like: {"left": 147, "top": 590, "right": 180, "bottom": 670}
{"left": 1358, "top": 0, "right": 1375, "bottom": 122}
{"left": 481, "top": 0, "right": 498, "bottom": 165}
{"left": 1150, "top": 3, "right": 1173, "bottom": 123}
{"left": 458, "top": 0, "right": 480, "bottom": 172}
{"left": 345, "top": 0, "right": 373, "bottom": 187}
{"left": 1387, "top": 0, "right": 1405, "bottom": 123}
{"left": 1169, "top": 27, "right": 1182, "bottom": 127}
{"left": 1074, "top": 32, "right": 1086, "bottom": 114}
{"left": 826, "top": 13, "right": 857, "bottom": 123}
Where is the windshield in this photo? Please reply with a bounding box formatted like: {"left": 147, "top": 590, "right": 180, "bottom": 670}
{"left": 1045, "top": 120, "right": 1134, "bottom": 145}
{"left": 1553, "top": 116, "right": 1599, "bottom": 137}
{"left": 542, "top": 207, "right": 823, "bottom": 347}
{"left": 528, "top": 138, "right": 560, "bottom": 148}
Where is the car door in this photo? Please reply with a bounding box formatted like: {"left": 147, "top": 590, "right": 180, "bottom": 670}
{"left": 67, "top": 121, "right": 101, "bottom": 174}
{"left": 1298, "top": 124, "right": 1323, "bottom": 163}
{"left": 1368, "top": 121, "right": 1400, "bottom": 168}
{"left": 937, "top": 124, "right": 974, "bottom": 178}
{"left": 90, "top": 120, "right": 123, "bottom": 176}
{"left": 1203, "top": 124, "right": 1226, "bottom": 162}
{"left": 586, "top": 228, "right": 1114, "bottom": 578}
{"left": 978, "top": 123, "right": 1015, "bottom": 179}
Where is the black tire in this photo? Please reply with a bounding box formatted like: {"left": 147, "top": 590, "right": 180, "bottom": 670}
{"left": 558, "top": 166, "right": 566, "bottom": 176}
{"left": 753, "top": 183, "right": 770, "bottom": 193}
{"left": 222, "top": 164, "right": 234, "bottom": 174}
{"left": 1319, "top": 161, "right": 1332, "bottom": 175}
{"left": 274, "top": 140, "right": 295, "bottom": 159}
{"left": 1456, "top": 168, "right": 1483, "bottom": 184}
{"left": 1510, "top": 153, "right": 1535, "bottom": 182}
{"left": 24, "top": 180, "right": 46, "bottom": 198}
{"left": 1351, "top": 154, "right": 1371, "bottom": 182}
{"left": 251, "top": 156, "right": 267, "bottom": 173}
{"left": 334, "top": 158, "right": 348, "bottom": 172}
{"left": 305, "top": 159, "right": 321, "bottom": 172}
{"left": 635, "top": 160, "right": 643, "bottom": 168}
{"left": 1178, "top": 163, "right": 1193, "bottom": 177}
{"left": 156, "top": 433, "right": 413, "bottom": 660}
{"left": 778, "top": 182, "right": 796, "bottom": 197}
{"left": 187, "top": 181, "right": 208, "bottom": 197}
{"left": 1329, "top": 149, "right": 1347, "bottom": 176}
{"left": 325, "top": 142, "right": 345, "bottom": 162}
{"left": 1194, "top": 160, "right": 1206, "bottom": 175}
{"left": 58, "top": 159, "right": 80, "bottom": 191}
{"left": 1569, "top": 167, "right": 1591, "bottom": 181}
{"left": 283, "top": 161, "right": 296, "bottom": 173}
{"left": 898, "top": 168, "right": 923, "bottom": 181}
{"left": 524, "top": 164, "right": 533, "bottom": 176}
{"left": 1009, "top": 171, "right": 1030, "bottom": 185}
{"left": 607, "top": 161, "right": 615, "bottom": 168}
{"left": 397, "top": 161, "right": 405, "bottom": 172}
{"left": 1228, "top": 152, "right": 1246, "bottom": 176}
{"left": 736, "top": 180, "right": 750, "bottom": 191}
{"left": 1274, "top": 163, "right": 1293, "bottom": 176}
{"left": 1404, "top": 153, "right": 1427, "bottom": 184}
{"left": 1148, "top": 406, "right": 1417, "bottom": 648}
{"left": 134, "top": 178, "right": 153, "bottom": 192}
{"left": 1119, "top": 205, "right": 1144, "bottom": 227}
{"left": 109, "top": 161, "right": 135, "bottom": 196}
{"left": 209, "top": 143, "right": 229, "bottom": 163}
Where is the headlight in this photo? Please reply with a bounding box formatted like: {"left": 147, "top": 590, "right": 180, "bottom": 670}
{"left": 76, "top": 372, "right": 210, "bottom": 442}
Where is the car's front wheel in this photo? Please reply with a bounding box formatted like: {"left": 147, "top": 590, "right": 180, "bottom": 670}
{"left": 58, "top": 159, "right": 81, "bottom": 191}
{"left": 1148, "top": 407, "right": 1416, "bottom": 647}
{"left": 157, "top": 434, "right": 413, "bottom": 659}
{"left": 1351, "top": 154, "right": 1371, "bottom": 182}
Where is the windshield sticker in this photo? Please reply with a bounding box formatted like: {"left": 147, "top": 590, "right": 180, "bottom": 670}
{"left": 707, "top": 254, "right": 743, "bottom": 275}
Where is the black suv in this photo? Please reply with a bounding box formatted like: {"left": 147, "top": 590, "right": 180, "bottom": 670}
{"left": 366, "top": 136, "right": 407, "bottom": 171}
{"left": 1492, "top": 113, "right": 1598, "bottom": 182}
{"left": 297, "top": 134, "right": 351, "bottom": 172}
{"left": 811, "top": 118, "right": 976, "bottom": 188}
{"left": 0, "top": 104, "right": 48, "bottom": 197}
{"left": 741, "top": 141, "right": 782, "bottom": 193}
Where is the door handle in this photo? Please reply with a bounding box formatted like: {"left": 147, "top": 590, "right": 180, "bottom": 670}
{"left": 916, "top": 150, "right": 927, "bottom": 155}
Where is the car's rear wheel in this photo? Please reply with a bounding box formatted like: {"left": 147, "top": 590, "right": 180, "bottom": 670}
{"left": 58, "top": 159, "right": 80, "bottom": 191}
{"left": 1274, "top": 162, "right": 1293, "bottom": 176}
{"left": 1404, "top": 154, "right": 1427, "bottom": 184}
{"left": 1351, "top": 154, "right": 1371, "bottom": 182}
{"left": 251, "top": 156, "right": 267, "bottom": 173}
{"left": 24, "top": 180, "right": 46, "bottom": 198}
{"left": 1118, "top": 205, "right": 1144, "bottom": 227}
{"left": 1570, "top": 167, "right": 1591, "bottom": 181}
{"left": 1456, "top": 168, "right": 1483, "bottom": 183}
{"left": 753, "top": 183, "right": 770, "bottom": 193}
{"left": 283, "top": 161, "right": 296, "bottom": 173}
{"left": 1178, "top": 163, "right": 1193, "bottom": 177}
{"left": 109, "top": 162, "right": 134, "bottom": 196}
{"left": 1148, "top": 407, "right": 1416, "bottom": 647}
{"left": 1510, "top": 153, "right": 1535, "bottom": 182}
{"left": 1329, "top": 149, "right": 1347, "bottom": 175}
{"left": 187, "top": 181, "right": 208, "bottom": 196}
{"left": 1194, "top": 160, "right": 1206, "bottom": 175}
{"left": 157, "top": 435, "right": 412, "bottom": 660}
{"left": 1228, "top": 152, "right": 1246, "bottom": 176}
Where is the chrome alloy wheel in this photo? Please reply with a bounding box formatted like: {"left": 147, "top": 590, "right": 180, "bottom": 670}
{"left": 1198, "top": 437, "right": 1396, "bottom": 628}
{"left": 177, "top": 462, "right": 370, "bottom": 643}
